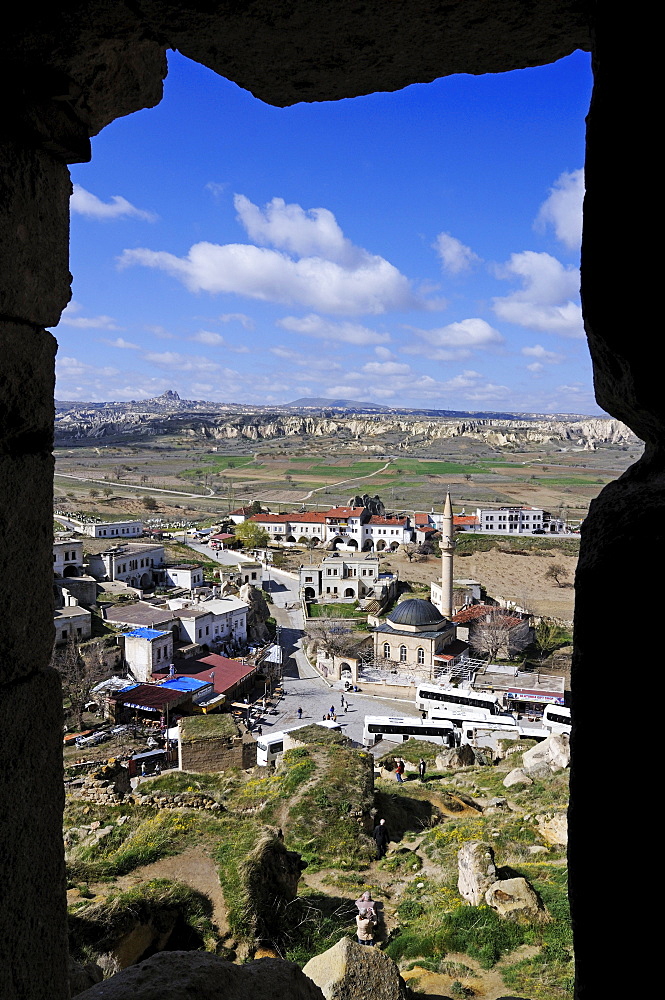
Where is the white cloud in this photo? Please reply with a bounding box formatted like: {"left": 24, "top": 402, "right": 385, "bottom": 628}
{"left": 56, "top": 356, "right": 120, "bottom": 378}
{"left": 270, "top": 346, "right": 340, "bottom": 371}
{"left": 433, "top": 232, "right": 481, "bottom": 274}
{"left": 142, "top": 351, "right": 224, "bottom": 374}
{"left": 234, "top": 194, "right": 361, "bottom": 265}
{"left": 535, "top": 169, "right": 584, "bottom": 250}
{"left": 71, "top": 185, "right": 158, "bottom": 222}
{"left": 219, "top": 312, "right": 255, "bottom": 330}
{"left": 119, "top": 194, "right": 421, "bottom": 315}
{"left": 144, "top": 325, "right": 175, "bottom": 339}
{"left": 492, "top": 251, "right": 584, "bottom": 338}
{"left": 58, "top": 302, "right": 121, "bottom": 330}
{"left": 103, "top": 338, "right": 140, "bottom": 350}
{"left": 189, "top": 330, "right": 250, "bottom": 352}
{"left": 362, "top": 361, "right": 411, "bottom": 376}
{"left": 205, "top": 182, "right": 228, "bottom": 199}
{"left": 403, "top": 317, "right": 504, "bottom": 360}
{"left": 521, "top": 344, "right": 564, "bottom": 364}
{"left": 277, "top": 314, "right": 391, "bottom": 345}
{"left": 374, "top": 346, "right": 396, "bottom": 360}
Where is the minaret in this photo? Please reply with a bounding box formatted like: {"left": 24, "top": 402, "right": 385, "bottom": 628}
{"left": 441, "top": 490, "right": 455, "bottom": 618}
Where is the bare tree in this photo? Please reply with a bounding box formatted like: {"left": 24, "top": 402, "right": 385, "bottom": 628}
{"left": 470, "top": 609, "right": 532, "bottom": 662}
{"left": 402, "top": 542, "right": 418, "bottom": 562}
{"left": 51, "top": 638, "right": 110, "bottom": 730}
{"left": 545, "top": 562, "right": 569, "bottom": 587}
{"left": 306, "top": 620, "right": 360, "bottom": 659}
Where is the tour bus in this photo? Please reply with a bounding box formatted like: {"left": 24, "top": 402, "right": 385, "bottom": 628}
{"left": 542, "top": 703, "right": 571, "bottom": 735}
{"left": 362, "top": 715, "right": 459, "bottom": 749}
{"left": 415, "top": 683, "right": 517, "bottom": 724}
{"left": 256, "top": 719, "right": 342, "bottom": 766}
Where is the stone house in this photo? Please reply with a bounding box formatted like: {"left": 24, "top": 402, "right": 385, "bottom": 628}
{"left": 371, "top": 599, "right": 460, "bottom": 679}
{"left": 53, "top": 604, "right": 92, "bottom": 645}
{"left": 122, "top": 627, "right": 174, "bottom": 682}
{"left": 300, "top": 552, "right": 398, "bottom": 605}
{"left": 87, "top": 542, "right": 165, "bottom": 589}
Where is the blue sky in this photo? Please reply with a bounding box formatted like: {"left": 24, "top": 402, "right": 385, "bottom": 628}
{"left": 54, "top": 48, "right": 596, "bottom": 414}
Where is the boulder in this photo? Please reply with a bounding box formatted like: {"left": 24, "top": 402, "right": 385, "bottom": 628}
{"left": 457, "top": 841, "right": 497, "bottom": 905}
{"left": 434, "top": 743, "right": 478, "bottom": 769}
{"left": 522, "top": 734, "right": 570, "bottom": 776}
{"left": 303, "top": 936, "right": 408, "bottom": 1000}
{"left": 484, "top": 797, "right": 510, "bottom": 813}
{"left": 503, "top": 768, "right": 533, "bottom": 788}
{"left": 535, "top": 811, "right": 568, "bottom": 846}
{"left": 75, "top": 952, "right": 325, "bottom": 999}
{"left": 485, "top": 877, "right": 546, "bottom": 922}
{"left": 69, "top": 957, "right": 103, "bottom": 997}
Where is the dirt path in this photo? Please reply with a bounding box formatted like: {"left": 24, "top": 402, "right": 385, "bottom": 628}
{"left": 300, "top": 461, "right": 393, "bottom": 500}
{"left": 402, "top": 945, "right": 541, "bottom": 999}
{"left": 99, "top": 846, "right": 229, "bottom": 936}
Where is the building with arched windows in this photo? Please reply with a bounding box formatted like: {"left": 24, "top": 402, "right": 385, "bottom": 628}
{"left": 371, "top": 598, "right": 468, "bottom": 679}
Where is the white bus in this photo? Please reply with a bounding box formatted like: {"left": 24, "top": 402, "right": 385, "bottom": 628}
{"left": 415, "top": 683, "right": 517, "bottom": 724}
{"left": 256, "top": 719, "right": 341, "bottom": 766}
{"left": 542, "top": 704, "right": 571, "bottom": 735}
{"left": 362, "top": 715, "right": 458, "bottom": 749}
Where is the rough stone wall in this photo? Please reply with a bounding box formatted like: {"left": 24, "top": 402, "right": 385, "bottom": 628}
{"left": 180, "top": 733, "right": 257, "bottom": 772}
{"left": 2, "top": 5, "right": 635, "bottom": 1000}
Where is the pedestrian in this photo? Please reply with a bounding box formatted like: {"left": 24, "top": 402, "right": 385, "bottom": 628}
{"left": 373, "top": 818, "right": 390, "bottom": 859}
{"left": 343, "top": 700, "right": 348, "bottom": 713}
{"left": 257, "top": 725, "right": 263, "bottom": 736}
{"left": 322, "top": 713, "right": 328, "bottom": 721}
{"left": 297, "top": 706, "right": 303, "bottom": 719}
{"left": 418, "top": 758, "right": 426, "bottom": 782}
{"left": 141, "top": 762, "right": 146, "bottom": 777}
{"left": 340, "top": 694, "right": 346, "bottom": 709}
{"left": 330, "top": 705, "right": 335, "bottom": 717}
{"left": 395, "top": 758, "right": 405, "bottom": 784}
{"left": 355, "top": 890, "right": 377, "bottom": 919}
{"left": 356, "top": 911, "right": 375, "bottom": 946}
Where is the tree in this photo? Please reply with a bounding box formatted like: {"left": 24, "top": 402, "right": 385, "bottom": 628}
{"left": 307, "top": 620, "right": 359, "bottom": 659}
{"left": 401, "top": 542, "right": 418, "bottom": 562}
{"left": 142, "top": 495, "right": 159, "bottom": 511}
{"left": 534, "top": 618, "right": 569, "bottom": 659}
{"left": 103, "top": 488, "right": 113, "bottom": 498}
{"left": 89, "top": 488, "right": 99, "bottom": 497}
{"left": 234, "top": 521, "right": 270, "bottom": 549}
{"left": 545, "top": 562, "right": 568, "bottom": 587}
{"left": 469, "top": 609, "right": 532, "bottom": 662}
{"left": 51, "top": 638, "right": 109, "bottom": 730}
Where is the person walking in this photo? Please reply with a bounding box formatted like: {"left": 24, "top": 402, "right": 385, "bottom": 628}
{"left": 356, "top": 911, "right": 375, "bottom": 946}
{"left": 373, "top": 817, "right": 390, "bottom": 859}
{"left": 297, "top": 706, "right": 303, "bottom": 720}
{"left": 395, "top": 758, "right": 405, "bottom": 784}
{"left": 418, "top": 758, "right": 426, "bottom": 782}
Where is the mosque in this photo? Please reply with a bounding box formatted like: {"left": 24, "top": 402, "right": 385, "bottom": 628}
{"left": 369, "top": 492, "right": 470, "bottom": 681}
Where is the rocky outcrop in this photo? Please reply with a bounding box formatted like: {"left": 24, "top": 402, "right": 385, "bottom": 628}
{"left": 435, "top": 744, "right": 484, "bottom": 769}
{"left": 54, "top": 401, "right": 639, "bottom": 451}
{"left": 522, "top": 734, "right": 571, "bottom": 778}
{"left": 534, "top": 811, "right": 568, "bottom": 846}
{"left": 75, "top": 951, "right": 325, "bottom": 999}
{"left": 303, "top": 936, "right": 408, "bottom": 1000}
{"left": 240, "top": 830, "right": 307, "bottom": 942}
{"left": 457, "top": 841, "right": 498, "bottom": 905}
{"left": 503, "top": 767, "right": 533, "bottom": 788}
{"left": 485, "top": 877, "right": 546, "bottom": 922}
{"left": 239, "top": 583, "right": 271, "bottom": 644}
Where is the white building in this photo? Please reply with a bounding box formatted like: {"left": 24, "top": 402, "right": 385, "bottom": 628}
{"left": 165, "top": 564, "right": 205, "bottom": 589}
{"left": 249, "top": 506, "right": 415, "bottom": 550}
{"left": 70, "top": 518, "right": 143, "bottom": 538}
{"left": 54, "top": 604, "right": 92, "bottom": 644}
{"left": 123, "top": 627, "right": 174, "bottom": 682}
{"left": 475, "top": 506, "right": 565, "bottom": 534}
{"left": 87, "top": 542, "right": 165, "bottom": 589}
{"left": 53, "top": 540, "right": 84, "bottom": 577}
{"left": 166, "top": 596, "right": 249, "bottom": 650}
{"left": 300, "top": 553, "right": 398, "bottom": 604}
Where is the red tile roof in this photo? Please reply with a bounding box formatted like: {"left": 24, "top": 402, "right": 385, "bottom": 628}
{"left": 367, "top": 515, "right": 408, "bottom": 525}
{"left": 454, "top": 515, "right": 480, "bottom": 526}
{"left": 173, "top": 653, "right": 257, "bottom": 696}
{"left": 249, "top": 513, "right": 292, "bottom": 523}
{"left": 453, "top": 605, "right": 524, "bottom": 627}
{"left": 324, "top": 507, "right": 365, "bottom": 518}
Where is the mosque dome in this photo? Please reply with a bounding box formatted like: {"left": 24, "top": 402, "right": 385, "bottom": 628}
{"left": 386, "top": 598, "right": 446, "bottom": 629}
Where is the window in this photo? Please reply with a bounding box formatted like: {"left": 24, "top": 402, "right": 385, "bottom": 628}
{"left": 417, "top": 647, "right": 425, "bottom": 664}
{"left": 400, "top": 645, "right": 407, "bottom": 662}
{"left": 383, "top": 643, "right": 391, "bottom": 659}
